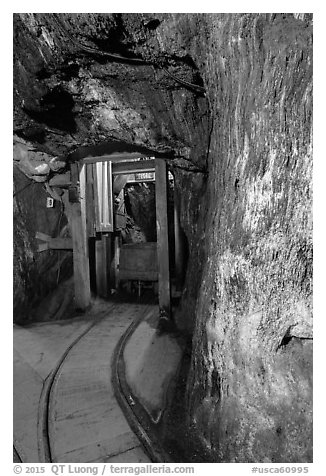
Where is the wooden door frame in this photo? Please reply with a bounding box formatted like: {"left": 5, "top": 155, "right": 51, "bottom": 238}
{"left": 67, "top": 162, "right": 91, "bottom": 310}
{"left": 155, "top": 158, "right": 171, "bottom": 317}
{"left": 69, "top": 156, "right": 171, "bottom": 316}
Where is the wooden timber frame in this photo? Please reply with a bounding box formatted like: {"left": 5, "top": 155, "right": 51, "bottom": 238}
{"left": 69, "top": 154, "right": 171, "bottom": 316}
{"left": 154, "top": 159, "right": 171, "bottom": 317}
{"left": 67, "top": 162, "right": 91, "bottom": 310}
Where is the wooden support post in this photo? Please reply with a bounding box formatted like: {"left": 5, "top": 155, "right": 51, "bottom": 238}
{"left": 155, "top": 158, "right": 171, "bottom": 317}
{"left": 93, "top": 161, "right": 114, "bottom": 232}
{"left": 174, "top": 186, "right": 184, "bottom": 292}
{"left": 92, "top": 163, "right": 100, "bottom": 230}
{"left": 85, "top": 164, "right": 96, "bottom": 237}
{"left": 112, "top": 159, "right": 155, "bottom": 175}
{"left": 95, "top": 234, "right": 111, "bottom": 298}
{"left": 81, "top": 152, "right": 148, "bottom": 165}
{"left": 69, "top": 163, "right": 91, "bottom": 310}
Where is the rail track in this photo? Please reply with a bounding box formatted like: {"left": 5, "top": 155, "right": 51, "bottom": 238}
{"left": 111, "top": 311, "right": 172, "bottom": 463}
{"left": 37, "top": 319, "right": 99, "bottom": 462}
{"left": 13, "top": 304, "right": 157, "bottom": 463}
{"left": 13, "top": 301, "right": 179, "bottom": 463}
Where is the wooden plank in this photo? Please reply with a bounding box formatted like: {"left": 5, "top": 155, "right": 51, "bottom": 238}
{"left": 95, "top": 234, "right": 111, "bottom": 298}
{"left": 105, "top": 161, "right": 114, "bottom": 232}
{"left": 48, "top": 238, "right": 72, "bottom": 250}
{"left": 14, "top": 319, "right": 93, "bottom": 381}
{"left": 112, "top": 159, "right": 155, "bottom": 175}
{"left": 35, "top": 231, "right": 51, "bottom": 242}
{"left": 126, "top": 177, "right": 155, "bottom": 184}
{"left": 80, "top": 164, "right": 87, "bottom": 234}
{"left": 92, "top": 163, "right": 100, "bottom": 230}
{"left": 85, "top": 164, "right": 96, "bottom": 237}
{"left": 49, "top": 172, "right": 71, "bottom": 188}
{"left": 94, "top": 161, "right": 114, "bottom": 232}
{"left": 155, "top": 158, "right": 171, "bottom": 317}
{"left": 56, "top": 432, "right": 141, "bottom": 463}
{"left": 69, "top": 163, "right": 91, "bottom": 310}
{"left": 37, "top": 243, "right": 49, "bottom": 252}
{"left": 36, "top": 232, "right": 72, "bottom": 251}
{"left": 82, "top": 153, "right": 148, "bottom": 165}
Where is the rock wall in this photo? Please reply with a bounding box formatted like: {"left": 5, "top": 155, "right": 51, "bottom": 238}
{"left": 185, "top": 14, "right": 313, "bottom": 462}
{"left": 13, "top": 165, "right": 73, "bottom": 323}
{"left": 124, "top": 183, "right": 157, "bottom": 243}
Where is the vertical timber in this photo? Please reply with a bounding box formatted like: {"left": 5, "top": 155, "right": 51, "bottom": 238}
{"left": 95, "top": 233, "right": 111, "bottom": 298}
{"left": 85, "top": 164, "right": 96, "bottom": 238}
{"left": 174, "top": 185, "right": 184, "bottom": 292}
{"left": 92, "top": 163, "right": 100, "bottom": 230}
{"left": 155, "top": 158, "right": 171, "bottom": 317}
{"left": 69, "top": 163, "right": 91, "bottom": 310}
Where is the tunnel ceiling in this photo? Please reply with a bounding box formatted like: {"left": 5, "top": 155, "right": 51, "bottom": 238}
{"left": 13, "top": 13, "right": 211, "bottom": 177}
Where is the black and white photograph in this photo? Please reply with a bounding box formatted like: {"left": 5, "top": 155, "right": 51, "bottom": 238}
{"left": 10, "top": 7, "right": 316, "bottom": 472}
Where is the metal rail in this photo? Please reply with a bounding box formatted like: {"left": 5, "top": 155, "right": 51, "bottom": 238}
{"left": 111, "top": 310, "right": 174, "bottom": 463}
{"left": 15, "top": 303, "right": 168, "bottom": 464}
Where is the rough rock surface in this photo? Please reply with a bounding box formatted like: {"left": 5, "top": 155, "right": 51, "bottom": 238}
{"left": 184, "top": 14, "right": 313, "bottom": 463}
{"left": 13, "top": 164, "right": 73, "bottom": 322}
{"left": 13, "top": 13, "right": 312, "bottom": 462}
{"left": 124, "top": 183, "right": 157, "bottom": 243}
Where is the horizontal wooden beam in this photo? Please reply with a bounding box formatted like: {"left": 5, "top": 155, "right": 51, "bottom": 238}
{"left": 112, "top": 159, "right": 156, "bottom": 175}
{"left": 49, "top": 172, "right": 71, "bottom": 188}
{"left": 36, "top": 231, "right": 72, "bottom": 252}
{"left": 48, "top": 238, "right": 72, "bottom": 250}
{"left": 155, "top": 158, "right": 171, "bottom": 317}
{"left": 81, "top": 153, "right": 151, "bottom": 165}
{"left": 126, "top": 177, "right": 155, "bottom": 184}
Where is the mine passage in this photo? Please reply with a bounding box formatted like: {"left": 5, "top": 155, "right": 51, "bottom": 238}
{"left": 13, "top": 13, "right": 312, "bottom": 465}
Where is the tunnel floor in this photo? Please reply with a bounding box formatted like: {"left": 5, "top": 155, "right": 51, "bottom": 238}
{"left": 13, "top": 300, "right": 159, "bottom": 463}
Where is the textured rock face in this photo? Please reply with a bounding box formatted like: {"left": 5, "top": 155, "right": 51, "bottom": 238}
{"left": 124, "top": 183, "right": 157, "bottom": 243}
{"left": 185, "top": 14, "right": 313, "bottom": 462}
{"left": 13, "top": 165, "right": 72, "bottom": 322}
{"left": 13, "top": 13, "right": 312, "bottom": 461}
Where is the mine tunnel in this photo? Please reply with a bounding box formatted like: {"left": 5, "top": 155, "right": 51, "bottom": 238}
{"left": 13, "top": 13, "right": 313, "bottom": 465}
{"left": 46, "top": 143, "right": 186, "bottom": 314}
